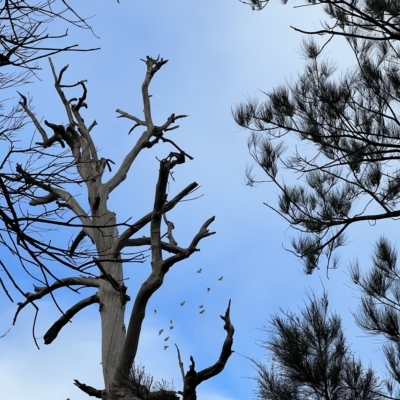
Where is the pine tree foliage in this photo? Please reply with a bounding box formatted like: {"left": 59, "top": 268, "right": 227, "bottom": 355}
{"left": 255, "top": 291, "right": 386, "bottom": 399}
{"left": 350, "top": 237, "right": 400, "bottom": 396}
{"left": 235, "top": 0, "right": 400, "bottom": 274}
{"left": 236, "top": 0, "right": 400, "bottom": 397}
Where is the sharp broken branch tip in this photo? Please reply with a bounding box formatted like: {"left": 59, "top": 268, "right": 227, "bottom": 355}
{"left": 17, "top": 91, "right": 27, "bottom": 106}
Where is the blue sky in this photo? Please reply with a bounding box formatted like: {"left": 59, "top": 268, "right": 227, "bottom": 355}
{"left": 0, "top": 1, "right": 393, "bottom": 399}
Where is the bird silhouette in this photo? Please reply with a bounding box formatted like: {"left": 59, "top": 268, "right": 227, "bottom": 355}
{"left": 170, "top": 326, "right": 174, "bottom": 330}
{"left": 197, "top": 268, "right": 202, "bottom": 273}
{"left": 164, "top": 346, "right": 169, "bottom": 350}
{"left": 158, "top": 329, "right": 164, "bottom": 335}
{"left": 164, "top": 336, "right": 169, "bottom": 341}
{"left": 180, "top": 301, "right": 185, "bottom": 306}
{"left": 154, "top": 309, "right": 157, "bottom": 314}
{"left": 218, "top": 276, "right": 223, "bottom": 281}
{"left": 170, "top": 320, "right": 174, "bottom": 325}
{"left": 199, "top": 305, "right": 204, "bottom": 308}
{"left": 207, "top": 287, "right": 211, "bottom": 292}
{"left": 199, "top": 310, "right": 205, "bottom": 314}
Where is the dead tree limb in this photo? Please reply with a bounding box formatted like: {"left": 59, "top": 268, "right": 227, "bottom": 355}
{"left": 180, "top": 300, "right": 234, "bottom": 400}
{"left": 115, "top": 182, "right": 199, "bottom": 253}
{"left": 13, "top": 276, "right": 100, "bottom": 325}
{"left": 74, "top": 379, "right": 104, "bottom": 398}
{"left": 44, "top": 294, "right": 100, "bottom": 344}
{"left": 113, "top": 127, "right": 216, "bottom": 392}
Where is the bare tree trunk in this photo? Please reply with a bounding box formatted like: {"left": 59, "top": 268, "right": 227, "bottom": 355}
{"left": 94, "top": 211, "right": 125, "bottom": 391}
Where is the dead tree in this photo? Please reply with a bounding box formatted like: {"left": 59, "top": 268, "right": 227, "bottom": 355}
{"left": 2, "top": 56, "right": 234, "bottom": 400}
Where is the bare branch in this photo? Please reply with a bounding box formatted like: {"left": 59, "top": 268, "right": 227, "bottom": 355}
{"left": 14, "top": 276, "right": 99, "bottom": 324}
{"left": 74, "top": 379, "right": 104, "bottom": 398}
{"left": 162, "top": 216, "right": 216, "bottom": 272}
{"left": 17, "top": 91, "right": 49, "bottom": 142}
{"left": 115, "top": 108, "right": 146, "bottom": 134}
{"left": 115, "top": 182, "right": 199, "bottom": 252}
{"left": 49, "top": 59, "right": 75, "bottom": 123}
{"left": 28, "top": 276, "right": 99, "bottom": 300}
{"left": 105, "top": 57, "right": 177, "bottom": 194}
{"left": 116, "top": 215, "right": 216, "bottom": 387}
{"left": 88, "top": 119, "right": 98, "bottom": 132}
{"left": 43, "top": 293, "right": 100, "bottom": 344}
{"left": 141, "top": 56, "right": 168, "bottom": 127}
{"left": 122, "top": 215, "right": 215, "bottom": 260}
{"left": 0, "top": 1, "right": 99, "bottom": 92}
{"left": 105, "top": 127, "right": 154, "bottom": 194}
{"left": 15, "top": 164, "right": 95, "bottom": 240}
{"left": 0, "top": 276, "right": 13, "bottom": 302}
{"left": 122, "top": 237, "right": 184, "bottom": 254}
{"left": 29, "top": 192, "right": 59, "bottom": 206}
{"left": 159, "top": 136, "right": 194, "bottom": 160}
{"left": 69, "top": 229, "right": 87, "bottom": 255}
{"left": 0, "top": 328, "right": 11, "bottom": 339}
{"left": 115, "top": 153, "right": 210, "bottom": 383}
{"left": 157, "top": 113, "right": 188, "bottom": 131}
{"left": 70, "top": 80, "right": 99, "bottom": 164}
{"left": 181, "top": 300, "right": 234, "bottom": 399}
{"left": 175, "top": 344, "right": 186, "bottom": 382}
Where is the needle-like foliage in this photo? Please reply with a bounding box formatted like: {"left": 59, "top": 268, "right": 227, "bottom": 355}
{"left": 237, "top": 0, "right": 400, "bottom": 396}
{"left": 255, "top": 291, "right": 386, "bottom": 399}
{"left": 235, "top": 0, "right": 400, "bottom": 274}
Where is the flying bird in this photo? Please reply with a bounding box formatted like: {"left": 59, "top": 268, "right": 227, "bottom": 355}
{"left": 164, "top": 336, "right": 170, "bottom": 341}
{"left": 158, "top": 329, "right": 164, "bottom": 335}
{"left": 200, "top": 310, "right": 205, "bottom": 314}
{"left": 164, "top": 346, "right": 169, "bottom": 350}
{"left": 154, "top": 309, "right": 157, "bottom": 314}
{"left": 170, "top": 326, "right": 174, "bottom": 330}
{"left": 218, "top": 276, "right": 223, "bottom": 281}
{"left": 180, "top": 301, "right": 185, "bottom": 306}
{"left": 199, "top": 305, "right": 204, "bottom": 308}
{"left": 207, "top": 287, "right": 211, "bottom": 292}
{"left": 197, "top": 268, "right": 202, "bottom": 273}
{"left": 170, "top": 320, "right": 174, "bottom": 325}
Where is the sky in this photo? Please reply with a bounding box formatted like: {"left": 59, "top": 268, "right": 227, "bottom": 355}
{"left": 0, "top": 1, "right": 395, "bottom": 399}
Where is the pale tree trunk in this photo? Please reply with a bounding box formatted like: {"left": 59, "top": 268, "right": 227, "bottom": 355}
{"left": 94, "top": 211, "right": 125, "bottom": 392}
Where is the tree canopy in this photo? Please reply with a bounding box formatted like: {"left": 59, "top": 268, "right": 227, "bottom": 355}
{"left": 235, "top": 0, "right": 400, "bottom": 397}
{"left": 235, "top": 0, "right": 400, "bottom": 274}
{"left": 255, "top": 291, "right": 387, "bottom": 399}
